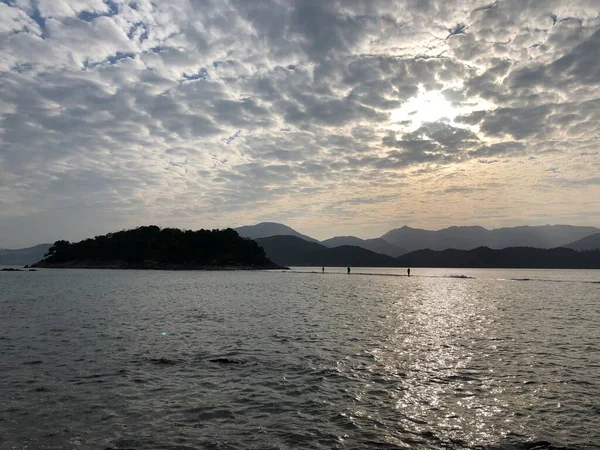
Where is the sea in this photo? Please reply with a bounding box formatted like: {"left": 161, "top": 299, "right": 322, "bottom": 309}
{"left": 1, "top": 267, "right": 599, "bottom": 449}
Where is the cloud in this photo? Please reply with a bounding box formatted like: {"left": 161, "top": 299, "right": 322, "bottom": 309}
{"left": 0, "top": 0, "right": 599, "bottom": 246}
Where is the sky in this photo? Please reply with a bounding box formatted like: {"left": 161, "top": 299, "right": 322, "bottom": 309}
{"left": 1, "top": 0, "right": 600, "bottom": 248}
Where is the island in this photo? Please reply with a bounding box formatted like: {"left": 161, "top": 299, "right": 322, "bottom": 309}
{"left": 31, "top": 226, "right": 285, "bottom": 270}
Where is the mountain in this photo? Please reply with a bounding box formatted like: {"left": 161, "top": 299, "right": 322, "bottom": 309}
{"left": 321, "top": 236, "right": 406, "bottom": 257}
{"left": 33, "top": 226, "right": 281, "bottom": 270}
{"left": 254, "top": 235, "right": 600, "bottom": 268}
{"left": 255, "top": 235, "right": 399, "bottom": 267}
{"left": 484, "top": 225, "right": 600, "bottom": 248}
{"left": 381, "top": 225, "right": 599, "bottom": 252}
{"left": 397, "top": 246, "right": 600, "bottom": 269}
{"left": 563, "top": 232, "right": 600, "bottom": 250}
{"left": 235, "top": 222, "right": 319, "bottom": 243}
{"left": 0, "top": 244, "right": 52, "bottom": 266}
{"left": 382, "top": 226, "right": 489, "bottom": 252}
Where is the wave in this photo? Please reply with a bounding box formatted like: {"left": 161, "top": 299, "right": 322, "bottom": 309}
{"left": 148, "top": 357, "right": 181, "bottom": 366}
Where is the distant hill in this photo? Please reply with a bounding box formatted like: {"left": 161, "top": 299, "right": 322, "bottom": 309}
{"left": 397, "top": 246, "right": 600, "bottom": 269}
{"left": 563, "top": 232, "right": 600, "bottom": 250}
{"left": 235, "top": 222, "right": 319, "bottom": 243}
{"left": 255, "top": 235, "right": 399, "bottom": 267}
{"left": 321, "top": 236, "right": 406, "bottom": 257}
{"left": 32, "top": 226, "right": 281, "bottom": 270}
{"left": 382, "top": 225, "right": 599, "bottom": 252}
{"left": 0, "top": 244, "right": 52, "bottom": 266}
{"left": 254, "top": 235, "right": 600, "bottom": 268}
{"left": 235, "top": 222, "right": 600, "bottom": 253}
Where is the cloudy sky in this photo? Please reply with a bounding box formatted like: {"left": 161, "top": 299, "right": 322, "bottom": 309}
{"left": 1, "top": 0, "right": 600, "bottom": 247}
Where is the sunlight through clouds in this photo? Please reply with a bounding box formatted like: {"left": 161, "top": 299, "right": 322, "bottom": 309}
{"left": 389, "top": 86, "right": 495, "bottom": 137}
{"left": 390, "top": 89, "right": 459, "bottom": 132}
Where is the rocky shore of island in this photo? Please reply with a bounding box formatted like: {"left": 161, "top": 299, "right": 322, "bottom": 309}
{"left": 31, "top": 261, "right": 284, "bottom": 270}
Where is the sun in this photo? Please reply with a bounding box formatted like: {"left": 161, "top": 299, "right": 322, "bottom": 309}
{"left": 390, "top": 88, "right": 458, "bottom": 132}
{"left": 389, "top": 86, "right": 494, "bottom": 135}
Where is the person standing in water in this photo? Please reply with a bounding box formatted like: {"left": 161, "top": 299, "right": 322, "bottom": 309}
{"left": 407, "top": 268, "right": 411, "bottom": 277}
{"left": 347, "top": 267, "right": 351, "bottom": 274}
{"left": 322, "top": 266, "right": 325, "bottom": 273}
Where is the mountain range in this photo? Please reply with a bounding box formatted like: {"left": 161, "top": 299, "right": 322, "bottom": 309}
{"left": 256, "top": 235, "right": 600, "bottom": 269}
{"left": 255, "top": 236, "right": 399, "bottom": 267}
{"left": 236, "top": 222, "right": 600, "bottom": 254}
{"left": 3, "top": 223, "right": 599, "bottom": 268}
{"left": 320, "top": 236, "right": 406, "bottom": 257}
{"left": 381, "top": 225, "right": 600, "bottom": 252}
{"left": 396, "top": 246, "right": 600, "bottom": 269}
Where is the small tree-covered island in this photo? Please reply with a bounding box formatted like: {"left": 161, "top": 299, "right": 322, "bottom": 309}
{"left": 32, "top": 226, "right": 285, "bottom": 270}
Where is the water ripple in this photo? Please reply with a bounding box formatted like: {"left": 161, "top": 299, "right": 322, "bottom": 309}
{"left": 0, "top": 268, "right": 598, "bottom": 449}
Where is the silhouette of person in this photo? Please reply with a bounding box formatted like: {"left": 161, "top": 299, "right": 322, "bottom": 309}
{"left": 347, "top": 267, "right": 351, "bottom": 274}
{"left": 322, "top": 266, "right": 324, "bottom": 273}
{"left": 407, "top": 268, "right": 411, "bottom": 277}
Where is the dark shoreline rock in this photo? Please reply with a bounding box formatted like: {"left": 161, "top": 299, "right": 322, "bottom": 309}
{"left": 31, "top": 260, "right": 288, "bottom": 270}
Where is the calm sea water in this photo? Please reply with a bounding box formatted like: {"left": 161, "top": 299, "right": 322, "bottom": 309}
{"left": 1, "top": 267, "right": 599, "bottom": 449}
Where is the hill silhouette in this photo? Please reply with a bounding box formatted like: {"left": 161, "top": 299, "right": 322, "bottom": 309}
{"left": 233, "top": 222, "right": 599, "bottom": 255}
{"left": 0, "top": 244, "right": 51, "bottom": 266}
{"left": 20, "top": 225, "right": 600, "bottom": 270}
{"left": 33, "top": 226, "right": 281, "bottom": 270}
{"left": 253, "top": 235, "right": 600, "bottom": 269}
{"left": 564, "top": 232, "right": 600, "bottom": 250}
{"left": 321, "top": 236, "right": 406, "bottom": 257}
{"left": 235, "top": 222, "right": 319, "bottom": 243}
{"left": 255, "top": 235, "right": 398, "bottom": 267}
{"left": 382, "top": 225, "right": 599, "bottom": 252}
{"left": 398, "top": 246, "right": 600, "bottom": 269}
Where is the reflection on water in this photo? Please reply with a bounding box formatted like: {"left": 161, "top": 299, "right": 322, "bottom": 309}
{"left": 390, "top": 279, "right": 504, "bottom": 446}
{"left": 0, "top": 268, "right": 599, "bottom": 449}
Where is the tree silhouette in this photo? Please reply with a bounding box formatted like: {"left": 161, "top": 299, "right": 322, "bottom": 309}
{"left": 38, "top": 226, "right": 277, "bottom": 268}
